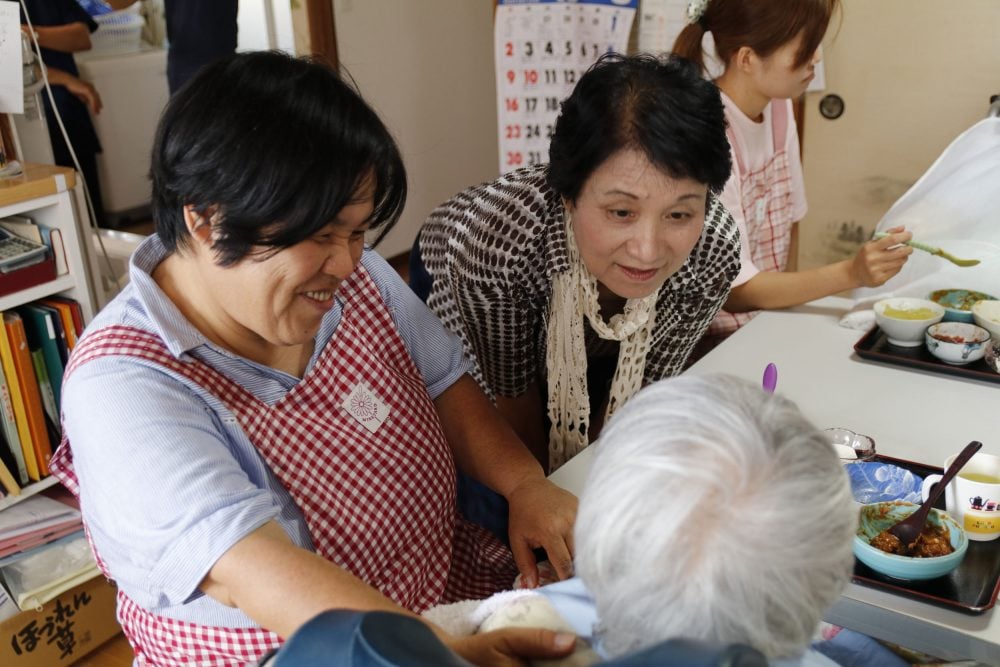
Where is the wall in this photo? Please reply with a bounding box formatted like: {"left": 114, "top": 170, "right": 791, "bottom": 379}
{"left": 798, "top": 0, "right": 1000, "bottom": 269}
{"left": 332, "top": 0, "right": 499, "bottom": 259}
{"left": 237, "top": 0, "right": 297, "bottom": 53}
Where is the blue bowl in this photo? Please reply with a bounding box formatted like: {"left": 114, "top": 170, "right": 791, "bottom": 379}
{"left": 929, "top": 289, "right": 998, "bottom": 323}
{"left": 854, "top": 501, "right": 968, "bottom": 580}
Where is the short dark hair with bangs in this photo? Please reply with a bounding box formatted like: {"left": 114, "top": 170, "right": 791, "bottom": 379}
{"left": 151, "top": 51, "right": 406, "bottom": 266}
{"left": 547, "top": 53, "right": 731, "bottom": 203}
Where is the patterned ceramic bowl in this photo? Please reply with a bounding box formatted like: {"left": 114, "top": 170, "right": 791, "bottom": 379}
{"left": 925, "top": 322, "right": 991, "bottom": 365}
{"left": 929, "top": 289, "right": 997, "bottom": 323}
{"left": 854, "top": 501, "right": 968, "bottom": 581}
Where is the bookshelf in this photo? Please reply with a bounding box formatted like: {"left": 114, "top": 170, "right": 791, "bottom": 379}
{"left": 0, "top": 163, "right": 98, "bottom": 509}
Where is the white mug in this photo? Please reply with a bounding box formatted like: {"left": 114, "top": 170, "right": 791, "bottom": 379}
{"left": 922, "top": 452, "right": 1000, "bottom": 541}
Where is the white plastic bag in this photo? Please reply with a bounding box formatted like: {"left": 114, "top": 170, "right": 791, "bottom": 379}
{"left": 853, "top": 117, "right": 1000, "bottom": 303}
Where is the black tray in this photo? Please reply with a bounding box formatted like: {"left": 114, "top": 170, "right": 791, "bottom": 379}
{"left": 852, "top": 454, "right": 1000, "bottom": 614}
{"left": 853, "top": 326, "right": 1000, "bottom": 386}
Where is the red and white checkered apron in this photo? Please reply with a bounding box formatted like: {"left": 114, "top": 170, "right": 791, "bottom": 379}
{"left": 50, "top": 265, "right": 517, "bottom": 666}
{"left": 709, "top": 100, "right": 797, "bottom": 337}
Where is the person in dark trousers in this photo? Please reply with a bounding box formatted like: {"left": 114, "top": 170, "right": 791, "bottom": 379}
{"left": 163, "top": 0, "right": 239, "bottom": 94}
{"left": 105, "top": 0, "right": 239, "bottom": 94}
{"left": 20, "top": 0, "right": 107, "bottom": 226}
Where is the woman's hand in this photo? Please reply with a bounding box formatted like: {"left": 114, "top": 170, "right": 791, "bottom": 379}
{"left": 44, "top": 67, "right": 103, "bottom": 115}
{"left": 64, "top": 77, "right": 103, "bottom": 115}
{"left": 505, "top": 478, "right": 578, "bottom": 588}
{"left": 851, "top": 225, "right": 912, "bottom": 287}
{"left": 448, "top": 627, "right": 577, "bottom": 666}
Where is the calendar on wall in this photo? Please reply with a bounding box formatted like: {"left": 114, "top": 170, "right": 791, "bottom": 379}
{"left": 494, "top": 0, "right": 638, "bottom": 175}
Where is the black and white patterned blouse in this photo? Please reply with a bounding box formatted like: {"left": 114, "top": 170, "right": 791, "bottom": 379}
{"left": 418, "top": 165, "right": 741, "bottom": 399}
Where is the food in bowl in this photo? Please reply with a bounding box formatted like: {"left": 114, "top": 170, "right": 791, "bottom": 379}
{"left": 882, "top": 305, "right": 937, "bottom": 320}
{"left": 972, "top": 300, "right": 1000, "bottom": 340}
{"left": 870, "top": 522, "right": 955, "bottom": 557}
{"left": 854, "top": 501, "right": 968, "bottom": 581}
{"left": 929, "top": 289, "right": 997, "bottom": 323}
{"left": 925, "top": 322, "right": 991, "bottom": 365}
{"left": 873, "top": 297, "right": 945, "bottom": 347}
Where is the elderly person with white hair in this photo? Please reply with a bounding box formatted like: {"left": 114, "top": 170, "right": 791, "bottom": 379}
{"left": 427, "top": 374, "right": 907, "bottom": 665}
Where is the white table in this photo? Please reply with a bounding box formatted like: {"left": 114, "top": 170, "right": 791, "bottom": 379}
{"left": 548, "top": 297, "right": 1000, "bottom": 663}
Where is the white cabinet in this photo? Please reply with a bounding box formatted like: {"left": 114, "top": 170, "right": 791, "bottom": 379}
{"left": 0, "top": 163, "right": 97, "bottom": 510}
{"left": 76, "top": 47, "right": 169, "bottom": 224}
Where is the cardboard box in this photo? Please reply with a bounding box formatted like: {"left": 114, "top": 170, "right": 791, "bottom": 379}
{"left": 0, "top": 574, "right": 120, "bottom": 666}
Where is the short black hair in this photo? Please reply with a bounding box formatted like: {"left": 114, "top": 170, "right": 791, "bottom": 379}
{"left": 151, "top": 51, "right": 406, "bottom": 265}
{"left": 547, "top": 53, "right": 731, "bottom": 202}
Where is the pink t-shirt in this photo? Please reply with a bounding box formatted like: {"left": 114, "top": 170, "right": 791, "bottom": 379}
{"left": 718, "top": 93, "right": 808, "bottom": 287}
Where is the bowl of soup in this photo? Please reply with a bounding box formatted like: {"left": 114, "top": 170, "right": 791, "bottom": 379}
{"left": 854, "top": 501, "right": 967, "bottom": 580}
{"left": 873, "top": 297, "right": 945, "bottom": 347}
{"left": 929, "top": 289, "right": 997, "bottom": 323}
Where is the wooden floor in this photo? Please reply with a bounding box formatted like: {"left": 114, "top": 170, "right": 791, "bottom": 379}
{"left": 73, "top": 633, "right": 133, "bottom": 666}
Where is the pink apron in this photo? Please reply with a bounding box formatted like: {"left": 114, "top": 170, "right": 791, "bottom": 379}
{"left": 709, "top": 100, "right": 797, "bottom": 338}
{"left": 50, "top": 265, "right": 517, "bottom": 666}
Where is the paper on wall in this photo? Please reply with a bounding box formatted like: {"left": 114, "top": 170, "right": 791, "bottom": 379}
{"left": 0, "top": 1, "right": 23, "bottom": 114}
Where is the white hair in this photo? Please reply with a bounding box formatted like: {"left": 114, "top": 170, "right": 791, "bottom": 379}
{"left": 574, "top": 373, "right": 856, "bottom": 659}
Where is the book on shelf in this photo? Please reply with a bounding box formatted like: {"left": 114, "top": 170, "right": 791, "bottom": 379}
{"left": 18, "top": 305, "right": 64, "bottom": 411}
{"left": 2, "top": 313, "right": 51, "bottom": 478}
{"left": 0, "top": 368, "right": 26, "bottom": 486}
{"left": 30, "top": 351, "right": 59, "bottom": 441}
{"left": 0, "top": 425, "right": 20, "bottom": 495}
{"left": 39, "top": 297, "right": 82, "bottom": 349}
{"left": 0, "top": 453, "right": 18, "bottom": 497}
{"left": 33, "top": 302, "right": 68, "bottom": 366}
{"left": 0, "top": 315, "right": 38, "bottom": 481}
{"left": 37, "top": 226, "right": 68, "bottom": 276}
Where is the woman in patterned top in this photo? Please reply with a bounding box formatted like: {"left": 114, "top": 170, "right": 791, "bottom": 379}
{"left": 415, "top": 54, "right": 741, "bottom": 473}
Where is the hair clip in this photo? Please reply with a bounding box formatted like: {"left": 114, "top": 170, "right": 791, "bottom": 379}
{"left": 686, "top": 0, "right": 709, "bottom": 25}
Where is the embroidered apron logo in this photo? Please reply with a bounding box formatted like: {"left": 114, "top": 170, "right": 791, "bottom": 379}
{"left": 342, "top": 383, "right": 390, "bottom": 433}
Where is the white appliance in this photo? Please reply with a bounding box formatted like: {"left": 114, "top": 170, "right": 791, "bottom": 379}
{"left": 76, "top": 46, "right": 169, "bottom": 226}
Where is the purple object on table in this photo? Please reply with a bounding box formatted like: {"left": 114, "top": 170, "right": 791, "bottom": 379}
{"left": 762, "top": 363, "right": 778, "bottom": 393}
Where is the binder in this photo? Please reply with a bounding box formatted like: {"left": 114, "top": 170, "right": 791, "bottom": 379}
{"left": 34, "top": 303, "right": 69, "bottom": 367}
{"left": 39, "top": 296, "right": 83, "bottom": 347}
{"left": 3, "top": 313, "right": 51, "bottom": 477}
{"left": 0, "top": 315, "right": 38, "bottom": 481}
{"left": 18, "top": 305, "right": 64, "bottom": 410}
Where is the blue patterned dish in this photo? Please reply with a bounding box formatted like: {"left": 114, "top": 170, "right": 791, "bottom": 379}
{"left": 847, "top": 462, "right": 923, "bottom": 504}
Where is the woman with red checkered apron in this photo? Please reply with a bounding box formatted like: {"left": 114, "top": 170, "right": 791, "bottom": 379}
{"left": 51, "top": 53, "right": 577, "bottom": 666}
{"left": 675, "top": 0, "right": 912, "bottom": 351}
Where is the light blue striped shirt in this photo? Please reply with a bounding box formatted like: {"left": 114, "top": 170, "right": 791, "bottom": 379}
{"left": 61, "top": 235, "right": 472, "bottom": 628}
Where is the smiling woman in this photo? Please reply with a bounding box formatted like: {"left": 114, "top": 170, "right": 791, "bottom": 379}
{"left": 414, "top": 54, "right": 740, "bottom": 472}
{"left": 47, "top": 51, "right": 581, "bottom": 667}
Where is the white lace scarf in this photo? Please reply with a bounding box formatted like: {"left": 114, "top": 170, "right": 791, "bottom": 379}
{"left": 545, "top": 209, "right": 658, "bottom": 470}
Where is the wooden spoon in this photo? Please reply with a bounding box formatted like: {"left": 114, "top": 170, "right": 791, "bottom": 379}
{"left": 887, "top": 440, "right": 982, "bottom": 555}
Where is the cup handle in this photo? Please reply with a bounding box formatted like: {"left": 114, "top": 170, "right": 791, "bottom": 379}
{"left": 921, "top": 474, "right": 944, "bottom": 502}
